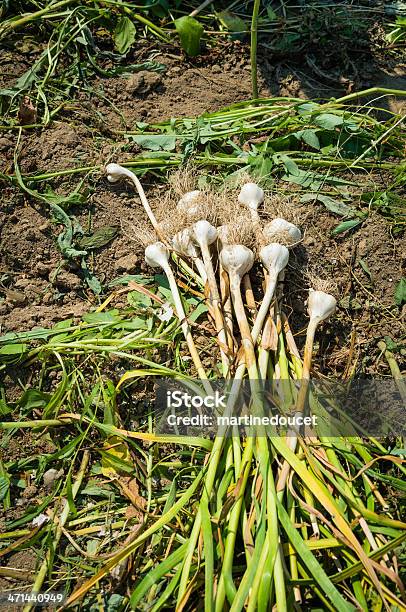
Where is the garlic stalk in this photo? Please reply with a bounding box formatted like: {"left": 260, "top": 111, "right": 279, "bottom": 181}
{"left": 263, "top": 218, "right": 301, "bottom": 245}
{"left": 238, "top": 182, "right": 264, "bottom": 224}
{"left": 145, "top": 242, "right": 210, "bottom": 387}
{"left": 192, "top": 220, "right": 230, "bottom": 374}
{"left": 296, "top": 289, "right": 337, "bottom": 411}
{"left": 218, "top": 244, "right": 274, "bottom": 611}
{"left": 217, "top": 225, "right": 234, "bottom": 351}
{"left": 277, "top": 290, "right": 336, "bottom": 494}
{"left": 172, "top": 228, "right": 207, "bottom": 283}
{"left": 251, "top": 243, "right": 289, "bottom": 343}
{"left": 106, "top": 163, "right": 164, "bottom": 241}
{"left": 220, "top": 245, "right": 255, "bottom": 363}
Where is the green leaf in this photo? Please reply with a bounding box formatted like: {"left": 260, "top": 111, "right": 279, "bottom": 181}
{"left": 394, "top": 277, "right": 406, "bottom": 306}
{"left": 217, "top": 10, "right": 247, "bottom": 37}
{"left": 109, "top": 274, "right": 152, "bottom": 287}
{"left": 83, "top": 311, "right": 120, "bottom": 324}
{"left": 0, "top": 398, "right": 12, "bottom": 416}
{"left": 188, "top": 302, "right": 208, "bottom": 323}
{"left": 359, "top": 258, "right": 373, "bottom": 282}
{"left": 276, "top": 498, "right": 355, "bottom": 612}
{"left": 295, "top": 129, "right": 320, "bottom": 150}
{"left": 297, "top": 102, "right": 320, "bottom": 115}
{"left": 266, "top": 7, "right": 278, "bottom": 20}
{"left": 313, "top": 113, "right": 344, "bottom": 130}
{"left": 78, "top": 226, "right": 119, "bottom": 250}
{"left": 129, "top": 134, "right": 177, "bottom": 151}
{"left": 0, "top": 475, "right": 10, "bottom": 502}
{"left": 301, "top": 193, "right": 354, "bottom": 217}
{"left": 0, "top": 343, "right": 27, "bottom": 356}
{"left": 114, "top": 16, "right": 136, "bottom": 54}
{"left": 81, "top": 258, "right": 102, "bottom": 295}
{"left": 174, "top": 16, "right": 204, "bottom": 57}
{"left": 127, "top": 290, "right": 151, "bottom": 308}
{"left": 332, "top": 219, "right": 362, "bottom": 235}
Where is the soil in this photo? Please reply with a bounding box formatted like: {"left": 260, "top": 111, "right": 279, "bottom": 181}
{"left": 1, "top": 29, "right": 405, "bottom": 359}
{"left": 0, "top": 13, "right": 405, "bottom": 603}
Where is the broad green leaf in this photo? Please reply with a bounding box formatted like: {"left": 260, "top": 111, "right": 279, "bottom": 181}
{"left": 83, "top": 311, "right": 120, "bottom": 324}
{"left": 0, "top": 343, "right": 27, "bottom": 356}
{"left": 266, "top": 7, "right": 278, "bottom": 20}
{"left": 332, "top": 218, "right": 362, "bottom": 235}
{"left": 394, "top": 277, "right": 406, "bottom": 306}
{"left": 295, "top": 129, "right": 320, "bottom": 150}
{"left": 301, "top": 193, "right": 354, "bottom": 217}
{"left": 0, "top": 398, "right": 11, "bottom": 416}
{"left": 188, "top": 302, "right": 208, "bottom": 322}
{"left": 114, "top": 16, "right": 136, "bottom": 54}
{"left": 278, "top": 154, "right": 301, "bottom": 176}
{"left": 127, "top": 290, "right": 152, "bottom": 308}
{"left": 78, "top": 226, "right": 119, "bottom": 250}
{"left": 130, "top": 134, "right": 177, "bottom": 151}
{"left": 297, "top": 102, "right": 320, "bottom": 115}
{"left": 314, "top": 113, "right": 344, "bottom": 130}
{"left": 217, "top": 10, "right": 247, "bottom": 37}
{"left": 18, "top": 389, "right": 49, "bottom": 411}
{"left": 109, "top": 274, "right": 152, "bottom": 287}
{"left": 174, "top": 16, "right": 204, "bottom": 57}
{"left": 81, "top": 258, "right": 102, "bottom": 295}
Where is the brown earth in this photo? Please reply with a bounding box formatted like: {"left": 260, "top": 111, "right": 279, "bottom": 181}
{"left": 0, "top": 37, "right": 405, "bottom": 372}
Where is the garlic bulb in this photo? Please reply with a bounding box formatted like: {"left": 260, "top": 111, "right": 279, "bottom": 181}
{"left": 251, "top": 243, "right": 289, "bottom": 342}
{"left": 145, "top": 242, "right": 169, "bottom": 269}
{"left": 220, "top": 245, "right": 255, "bottom": 284}
{"left": 308, "top": 289, "right": 337, "bottom": 323}
{"left": 105, "top": 162, "right": 132, "bottom": 183}
{"left": 263, "top": 218, "right": 301, "bottom": 245}
{"left": 259, "top": 243, "right": 289, "bottom": 280}
{"left": 192, "top": 220, "right": 217, "bottom": 248}
{"left": 172, "top": 229, "right": 207, "bottom": 282}
{"left": 238, "top": 183, "right": 264, "bottom": 212}
{"left": 177, "top": 190, "right": 202, "bottom": 216}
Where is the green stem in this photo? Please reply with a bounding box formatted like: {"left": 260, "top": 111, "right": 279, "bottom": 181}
{"left": 250, "top": 0, "right": 261, "bottom": 98}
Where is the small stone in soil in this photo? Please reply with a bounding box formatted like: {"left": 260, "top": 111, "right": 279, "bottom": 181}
{"left": 114, "top": 254, "right": 138, "bottom": 272}
{"left": 52, "top": 271, "right": 82, "bottom": 291}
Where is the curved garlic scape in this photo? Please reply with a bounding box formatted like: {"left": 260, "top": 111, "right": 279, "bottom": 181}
{"left": 172, "top": 228, "right": 207, "bottom": 282}
{"left": 177, "top": 190, "right": 202, "bottom": 216}
{"left": 263, "top": 218, "right": 302, "bottom": 245}
{"left": 238, "top": 182, "right": 264, "bottom": 223}
{"left": 251, "top": 243, "right": 289, "bottom": 342}
{"left": 308, "top": 289, "right": 337, "bottom": 323}
{"left": 106, "top": 163, "right": 162, "bottom": 239}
